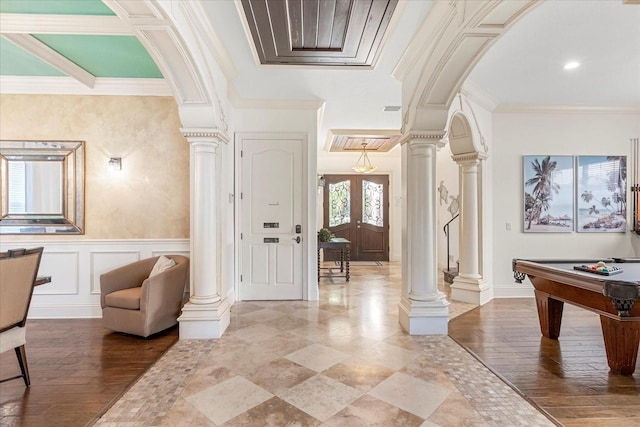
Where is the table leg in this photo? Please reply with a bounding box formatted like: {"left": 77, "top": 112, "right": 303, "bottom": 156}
{"left": 339, "top": 249, "right": 344, "bottom": 272}
{"left": 345, "top": 249, "right": 350, "bottom": 281}
{"left": 534, "top": 290, "right": 564, "bottom": 339}
{"left": 317, "top": 248, "right": 321, "bottom": 281}
{"left": 599, "top": 315, "right": 640, "bottom": 375}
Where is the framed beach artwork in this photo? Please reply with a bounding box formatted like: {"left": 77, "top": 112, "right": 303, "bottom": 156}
{"left": 576, "top": 155, "right": 627, "bottom": 232}
{"left": 523, "top": 155, "right": 574, "bottom": 232}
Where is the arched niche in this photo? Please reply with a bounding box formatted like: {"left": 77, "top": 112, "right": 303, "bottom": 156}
{"left": 448, "top": 111, "right": 478, "bottom": 156}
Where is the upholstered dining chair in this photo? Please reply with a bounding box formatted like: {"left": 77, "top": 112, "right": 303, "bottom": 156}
{"left": 100, "top": 255, "right": 189, "bottom": 338}
{"left": 0, "top": 247, "right": 44, "bottom": 387}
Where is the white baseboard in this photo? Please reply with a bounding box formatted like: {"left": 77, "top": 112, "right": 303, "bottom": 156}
{"left": 493, "top": 285, "right": 535, "bottom": 298}
{"left": 29, "top": 304, "right": 102, "bottom": 319}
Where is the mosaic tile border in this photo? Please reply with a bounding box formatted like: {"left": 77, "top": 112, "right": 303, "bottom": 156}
{"left": 94, "top": 340, "right": 216, "bottom": 427}
{"left": 414, "top": 336, "right": 556, "bottom": 427}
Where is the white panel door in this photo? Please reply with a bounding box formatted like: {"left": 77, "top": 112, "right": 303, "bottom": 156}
{"left": 240, "top": 137, "right": 303, "bottom": 300}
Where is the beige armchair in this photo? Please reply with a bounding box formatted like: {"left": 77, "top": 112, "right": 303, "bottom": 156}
{"left": 100, "top": 255, "right": 189, "bottom": 338}
{"left": 0, "top": 247, "right": 44, "bottom": 386}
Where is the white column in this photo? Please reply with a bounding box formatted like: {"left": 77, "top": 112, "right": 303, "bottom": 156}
{"left": 451, "top": 152, "right": 492, "bottom": 305}
{"left": 178, "top": 128, "right": 231, "bottom": 339}
{"left": 399, "top": 132, "right": 450, "bottom": 335}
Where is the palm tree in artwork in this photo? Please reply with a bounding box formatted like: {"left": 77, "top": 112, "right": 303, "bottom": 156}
{"left": 606, "top": 156, "right": 627, "bottom": 215}
{"left": 530, "top": 193, "right": 552, "bottom": 228}
{"left": 525, "top": 156, "right": 559, "bottom": 229}
{"left": 601, "top": 197, "right": 612, "bottom": 212}
{"left": 612, "top": 192, "right": 622, "bottom": 214}
{"left": 589, "top": 205, "right": 600, "bottom": 215}
{"left": 581, "top": 190, "right": 594, "bottom": 204}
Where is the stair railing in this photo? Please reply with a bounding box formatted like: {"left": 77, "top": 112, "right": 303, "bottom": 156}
{"left": 443, "top": 214, "right": 459, "bottom": 271}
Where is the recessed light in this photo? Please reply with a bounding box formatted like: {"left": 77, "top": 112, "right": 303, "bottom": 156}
{"left": 383, "top": 106, "right": 401, "bottom": 112}
{"left": 563, "top": 61, "right": 580, "bottom": 70}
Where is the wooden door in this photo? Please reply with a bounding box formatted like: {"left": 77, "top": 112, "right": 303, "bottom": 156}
{"left": 323, "top": 174, "right": 389, "bottom": 261}
{"left": 239, "top": 136, "right": 303, "bottom": 300}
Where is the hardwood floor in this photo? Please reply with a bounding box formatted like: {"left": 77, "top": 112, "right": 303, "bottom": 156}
{"left": 0, "top": 319, "right": 177, "bottom": 427}
{"left": 449, "top": 298, "right": 640, "bottom": 427}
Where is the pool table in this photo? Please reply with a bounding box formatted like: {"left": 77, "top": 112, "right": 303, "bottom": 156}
{"left": 512, "top": 258, "right": 640, "bottom": 375}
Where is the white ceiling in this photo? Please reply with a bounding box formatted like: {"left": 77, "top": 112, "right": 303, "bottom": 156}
{"left": 202, "top": 0, "right": 639, "bottom": 146}
{"left": 468, "top": 0, "right": 640, "bottom": 108}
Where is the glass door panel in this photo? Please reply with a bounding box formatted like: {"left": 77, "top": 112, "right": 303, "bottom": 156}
{"left": 323, "top": 175, "right": 389, "bottom": 261}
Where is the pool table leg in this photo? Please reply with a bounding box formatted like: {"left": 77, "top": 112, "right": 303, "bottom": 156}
{"left": 599, "top": 316, "right": 640, "bottom": 375}
{"left": 534, "top": 290, "right": 564, "bottom": 339}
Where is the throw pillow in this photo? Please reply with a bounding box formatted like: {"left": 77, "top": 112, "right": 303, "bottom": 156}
{"left": 149, "top": 255, "right": 176, "bottom": 277}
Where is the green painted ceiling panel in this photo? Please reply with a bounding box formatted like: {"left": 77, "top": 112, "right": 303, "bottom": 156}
{"left": 33, "top": 34, "right": 163, "bottom": 78}
{"left": 0, "top": 0, "right": 115, "bottom": 15}
{"left": 0, "top": 37, "right": 65, "bottom": 76}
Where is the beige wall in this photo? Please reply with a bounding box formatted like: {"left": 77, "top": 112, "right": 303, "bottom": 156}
{"left": 0, "top": 94, "right": 189, "bottom": 239}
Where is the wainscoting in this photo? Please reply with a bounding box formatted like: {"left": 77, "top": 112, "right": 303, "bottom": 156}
{"left": 0, "top": 239, "right": 189, "bottom": 318}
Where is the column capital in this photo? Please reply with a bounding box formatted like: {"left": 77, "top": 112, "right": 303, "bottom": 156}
{"left": 400, "top": 130, "right": 446, "bottom": 148}
{"left": 180, "top": 127, "right": 229, "bottom": 145}
{"left": 451, "top": 152, "right": 488, "bottom": 165}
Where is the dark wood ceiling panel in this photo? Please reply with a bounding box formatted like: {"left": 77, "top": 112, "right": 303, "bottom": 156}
{"left": 241, "top": 0, "right": 397, "bottom": 66}
{"left": 329, "top": 134, "right": 401, "bottom": 152}
{"left": 317, "top": 0, "right": 337, "bottom": 49}
{"left": 267, "top": 0, "right": 291, "bottom": 58}
{"left": 331, "top": 0, "right": 351, "bottom": 49}
{"left": 302, "top": 0, "right": 319, "bottom": 48}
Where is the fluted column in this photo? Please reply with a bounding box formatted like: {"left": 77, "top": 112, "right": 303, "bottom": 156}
{"left": 399, "top": 132, "right": 450, "bottom": 335}
{"left": 178, "top": 128, "right": 231, "bottom": 339}
{"left": 451, "top": 152, "right": 492, "bottom": 305}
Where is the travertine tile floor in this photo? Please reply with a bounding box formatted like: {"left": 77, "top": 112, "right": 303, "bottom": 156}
{"left": 95, "top": 263, "right": 553, "bottom": 426}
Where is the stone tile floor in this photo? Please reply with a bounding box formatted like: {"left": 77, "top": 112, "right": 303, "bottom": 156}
{"left": 95, "top": 263, "right": 553, "bottom": 426}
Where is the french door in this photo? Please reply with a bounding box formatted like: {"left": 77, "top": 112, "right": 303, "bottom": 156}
{"left": 323, "top": 174, "right": 389, "bottom": 261}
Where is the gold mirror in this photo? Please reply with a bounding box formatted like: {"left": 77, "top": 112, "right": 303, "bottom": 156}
{"left": 0, "top": 140, "right": 85, "bottom": 234}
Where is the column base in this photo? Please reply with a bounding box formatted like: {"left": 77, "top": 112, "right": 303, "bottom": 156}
{"left": 451, "top": 276, "right": 493, "bottom": 305}
{"left": 178, "top": 299, "right": 231, "bottom": 339}
{"left": 398, "top": 296, "right": 450, "bottom": 335}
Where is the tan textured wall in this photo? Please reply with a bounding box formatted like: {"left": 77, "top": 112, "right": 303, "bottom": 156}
{"left": 0, "top": 94, "right": 189, "bottom": 239}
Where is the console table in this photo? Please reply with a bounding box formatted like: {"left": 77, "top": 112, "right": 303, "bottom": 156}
{"left": 317, "top": 237, "right": 350, "bottom": 281}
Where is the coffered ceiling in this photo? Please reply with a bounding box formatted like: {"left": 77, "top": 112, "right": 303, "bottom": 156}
{"left": 240, "top": 0, "right": 398, "bottom": 66}
{"left": 0, "top": 0, "right": 162, "bottom": 86}
{"left": 327, "top": 130, "right": 402, "bottom": 153}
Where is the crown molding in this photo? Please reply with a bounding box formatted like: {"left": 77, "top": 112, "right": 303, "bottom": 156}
{"left": 494, "top": 104, "right": 640, "bottom": 115}
{"left": 0, "top": 76, "right": 171, "bottom": 96}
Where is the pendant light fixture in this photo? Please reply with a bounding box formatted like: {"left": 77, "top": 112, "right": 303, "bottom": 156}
{"left": 352, "top": 143, "right": 376, "bottom": 174}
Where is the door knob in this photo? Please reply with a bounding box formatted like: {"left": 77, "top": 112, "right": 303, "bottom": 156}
{"left": 292, "top": 236, "right": 301, "bottom": 244}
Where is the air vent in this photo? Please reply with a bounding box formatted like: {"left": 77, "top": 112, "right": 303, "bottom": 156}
{"left": 383, "top": 106, "right": 401, "bottom": 112}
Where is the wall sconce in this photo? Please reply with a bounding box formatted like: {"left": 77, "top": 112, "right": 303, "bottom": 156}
{"left": 317, "top": 174, "right": 325, "bottom": 188}
{"left": 108, "top": 157, "right": 122, "bottom": 171}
